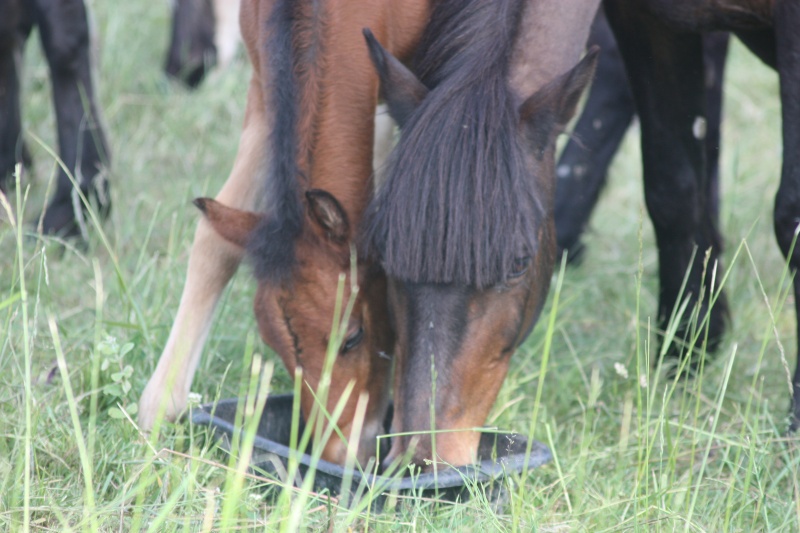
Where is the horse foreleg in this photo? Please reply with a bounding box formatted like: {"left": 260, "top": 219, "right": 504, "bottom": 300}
{"left": 34, "top": 0, "right": 109, "bottom": 237}
{"left": 604, "top": 0, "right": 728, "bottom": 364}
{"left": 771, "top": 0, "right": 800, "bottom": 429}
{"left": 702, "top": 32, "right": 728, "bottom": 223}
{"left": 0, "top": 0, "right": 22, "bottom": 191}
{"left": 138, "top": 77, "right": 269, "bottom": 431}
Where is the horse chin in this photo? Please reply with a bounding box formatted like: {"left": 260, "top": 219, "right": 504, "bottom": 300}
{"left": 381, "top": 429, "right": 480, "bottom": 473}
{"left": 417, "top": 430, "right": 480, "bottom": 472}
{"left": 319, "top": 438, "right": 348, "bottom": 466}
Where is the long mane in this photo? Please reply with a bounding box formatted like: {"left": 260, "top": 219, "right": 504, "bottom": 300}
{"left": 363, "top": 0, "right": 544, "bottom": 289}
{"left": 247, "top": 0, "right": 328, "bottom": 282}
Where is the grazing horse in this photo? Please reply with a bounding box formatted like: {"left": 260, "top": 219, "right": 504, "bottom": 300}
{"left": 598, "top": 0, "right": 800, "bottom": 426}
{"left": 165, "top": 0, "right": 241, "bottom": 88}
{"left": 0, "top": 0, "right": 110, "bottom": 238}
{"left": 554, "top": 9, "right": 729, "bottom": 263}
{"left": 139, "top": 0, "right": 429, "bottom": 466}
{"left": 362, "top": 0, "right": 599, "bottom": 469}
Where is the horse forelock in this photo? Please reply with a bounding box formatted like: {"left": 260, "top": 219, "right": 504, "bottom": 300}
{"left": 363, "top": 0, "right": 543, "bottom": 289}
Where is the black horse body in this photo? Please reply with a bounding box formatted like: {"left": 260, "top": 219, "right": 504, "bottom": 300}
{"left": 599, "top": 0, "right": 800, "bottom": 425}
{"left": 554, "top": 9, "right": 729, "bottom": 263}
{"left": 0, "top": 0, "right": 109, "bottom": 238}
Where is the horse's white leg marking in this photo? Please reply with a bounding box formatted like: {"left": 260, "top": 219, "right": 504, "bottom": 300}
{"left": 213, "top": 0, "right": 242, "bottom": 68}
{"left": 138, "top": 77, "right": 269, "bottom": 431}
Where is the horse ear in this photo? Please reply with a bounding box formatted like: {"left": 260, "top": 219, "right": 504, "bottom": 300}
{"left": 520, "top": 46, "right": 600, "bottom": 158}
{"left": 193, "top": 198, "right": 261, "bottom": 248}
{"left": 306, "top": 189, "right": 350, "bottom": 244}
{"left": 363, "top": 28, "right": 429, "bottom": 128}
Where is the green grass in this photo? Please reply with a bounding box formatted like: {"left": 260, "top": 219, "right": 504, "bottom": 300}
{"left": 1, "top": 1, "right": 798, "bottom": 530}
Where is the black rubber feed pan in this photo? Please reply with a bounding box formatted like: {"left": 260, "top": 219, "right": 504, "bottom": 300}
{"left": 192, "top": 394, "right": 552, "bottom": 504}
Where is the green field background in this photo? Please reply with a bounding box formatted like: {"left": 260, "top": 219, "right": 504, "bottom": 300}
{"left": 0, "top": 1, "right": 796, "bottom": 531}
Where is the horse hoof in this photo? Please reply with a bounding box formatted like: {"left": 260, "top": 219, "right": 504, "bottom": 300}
{"left": 40, "top": 201, "right": 83, "bottom": 239}
{"left": 138, "top": 394, "right": 186, "bottom": 433}
{"left": 38, "top": 182, "right": 112, "bottom": 239}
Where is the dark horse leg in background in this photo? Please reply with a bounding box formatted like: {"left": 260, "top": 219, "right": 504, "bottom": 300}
{"left": 35, "top": 0, "right": 110, "bottom": 237}
{"left": 606, "top": 0, "right": 800, "bottom": 427}
{"left": 702, "top": 32, "right": 728, "bottom": 223}
{"left": 0, "top": 0, "right": 109, "bottom": 238}
{"left": 602, "top": 0, "right": 728, "bottom": 363}
{"left": 164, "top": 0, "right": 216, "bottom": 88}
{"left": 554, "top": 8, "right": 728, "bottom": 264}
{"left": 771, "top": 0, "right": 800, "bottom": 429}
{"left": 0, "top": 0, "right": 25, "bottom": 187}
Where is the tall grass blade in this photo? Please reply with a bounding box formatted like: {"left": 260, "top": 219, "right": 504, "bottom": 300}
{"left": 48, "top": 314, "right": 99, "bottom": 531}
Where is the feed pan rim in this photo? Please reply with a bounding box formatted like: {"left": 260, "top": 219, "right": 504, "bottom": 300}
{"left": 191, "top": 394, "right": 552, "bottom": 492}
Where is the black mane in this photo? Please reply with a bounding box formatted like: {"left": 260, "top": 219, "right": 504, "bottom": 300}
{"left": 363, "top": 0, "right": 544, "bottom": 289}
{"left": 246, "top": 0, "right": 308, "bottom": 283}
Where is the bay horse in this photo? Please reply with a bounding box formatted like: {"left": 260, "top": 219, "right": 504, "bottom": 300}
{"left": 362, "top": 0, "right": 600, "bottom": 469}
{"left": 0, "top": 0, "right": 110, "bottom": 238}
{"left": 554, "top": 9, "right": 729, "bottom": 264}
{"left": 165, "top": 0, "right": 241, "bottom": 88}
{"left": 596, "top": 0, "right": 800, "bottom": 426}
{"left": 139, "top": 0, "right": 429, "bottom": 466}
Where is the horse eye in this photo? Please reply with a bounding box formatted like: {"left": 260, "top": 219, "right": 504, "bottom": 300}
{"left": 509, "top": 256, "right": 531, "bottom": 278}
{"left": 341, "top": 326, "right": 365, "bottom": 354}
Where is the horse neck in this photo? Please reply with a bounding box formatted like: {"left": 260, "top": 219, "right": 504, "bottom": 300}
{"left": 300, "top": 1, "right": 428, "bottom": 228}
{"left": 509, "top": 0, "right": 600, "bottom": 98}
{"left": 306, "top": 71, "right": 377, "bottom": 225}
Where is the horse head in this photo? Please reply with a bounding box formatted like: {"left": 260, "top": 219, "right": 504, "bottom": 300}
{"left": 195, "top": 192, "right": 393, "bottom": 466}
{"left": 363, "top": 24, "right": 598, "bottom": 470}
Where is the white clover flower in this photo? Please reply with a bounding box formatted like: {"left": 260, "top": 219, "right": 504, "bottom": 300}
{"left": 187, "top": 392, "right": 203, "bottom": 407}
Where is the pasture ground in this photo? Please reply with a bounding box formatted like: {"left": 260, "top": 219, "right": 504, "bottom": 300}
{"left": 1, "top": 1, "right": 797, "bottom": 530}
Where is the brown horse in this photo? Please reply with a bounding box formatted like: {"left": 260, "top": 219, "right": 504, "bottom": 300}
{"left": 139, "top": 0, "right": 429, "bottom": 466}
{"left": 361, "top": 0, "right": 600, "bottom": 469}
